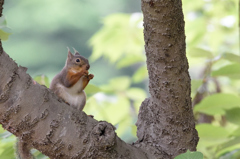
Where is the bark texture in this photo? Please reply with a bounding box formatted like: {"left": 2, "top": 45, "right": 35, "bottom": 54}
{"left": 0, "top": 0, "right": 3, "bottom": 17}
{"left": 0, "top": 50, "right": 153, "bottom": 158}
{"left": 0, "top": 0, "right": 198, "bottom": 159}
{"left": 134, "top": 0, "right": 199, "bottom": 158}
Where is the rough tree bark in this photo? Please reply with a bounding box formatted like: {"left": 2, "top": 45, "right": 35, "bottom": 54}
{"left": 0, "top": 0, "right": 198, "bottom": 159}
{"left": 134, "top": 0, "right": 199, "bottom": 158}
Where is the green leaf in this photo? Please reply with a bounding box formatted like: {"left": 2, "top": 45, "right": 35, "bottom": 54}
{"left": 217, "top": 137, "right": 240, "bottom": 154}
{"left": 174, "top": 150, "right": 203, "bottom": 159}
{"left": 85, "top": 84, "right": 101, "bottom": 96}
{"left": 0, "top": 144, "right": 15, "bottom": 159}
{"left": 212, "top": 63, "right": 240, "bottom": 79}
{"left": 115, "top": 115, "right": 133, "bottom": 138}
{"left": 185, "top": 17, "right": 206, "bottom": 47}
{"left": 109, "top": 76, "right": 131, "bottom": 91}
{"left": 187, "top": 48, "right": 213, "bottom": 59}
{"left": 125, "top": 88, "right": 146, "bottom": 101}
{"left": 132, "top": 65, "right": 148, "bottom": 83}
{"left": 131, "top": 125, "right": 137, "bottom": 136}
{"left": 104, "top": 96, "right": 130, "bottom": 125}
{"left": 194, "top": 93, "right": 240, "bottom": 115}
{"left": 101, "top": 76, "right": 131, "bottom": 92}
{"left": 231, "top": 127, "right": 240, "bottom": 137}
{"left": 0, "top": 135, "right": 16, "bottom": 159}
{"left": 225, "top": 108, "right": 240, "bottom": 125}
{"left": 34, "top": 75, "right": 50, "bottom": 88}
{"left": 191, "top": 79, "right": 202, "bottom": 94}
{"left": 196, "top": 124, "right": 230, "bottom": 147}
{"left": 222, "top": 53, "right": 240, "bottom": 63}
{"left": 89, "top": 13, "right": 144, "bottom": 63}
{"left": 0, "top": 126, "right": 4, "bottom": 133}
{"left": 0, "top": 29, "right": 11, "bottom": 41}
{"left": 0, "top": 15, "right": 11, "bottom": 41}
{"left": 117, "top": 54, "right": 145, "bottom": 68}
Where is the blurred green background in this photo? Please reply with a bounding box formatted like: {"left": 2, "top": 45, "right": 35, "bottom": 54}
{"left": 0, "top": 0, "right": 239, "bottom": 159}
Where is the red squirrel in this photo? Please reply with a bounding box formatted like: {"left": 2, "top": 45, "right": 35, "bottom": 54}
{"left": 16, "top": 48, "right": 94, "bottom": 159}
{"left": 50, "top": 47, "right": 94, "bottom": 110}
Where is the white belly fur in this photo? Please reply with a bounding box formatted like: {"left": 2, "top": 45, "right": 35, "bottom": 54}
{"left": 56, "top": 76, "right": 86, "bottom": 110}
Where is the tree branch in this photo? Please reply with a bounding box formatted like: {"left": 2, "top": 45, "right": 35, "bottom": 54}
{"left": 0, "top": 50, "right": 154, "bottom": 158}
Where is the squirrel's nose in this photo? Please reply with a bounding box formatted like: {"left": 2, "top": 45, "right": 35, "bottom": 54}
{"left": 86, "top": 64, "right": 90, "bottom": 70}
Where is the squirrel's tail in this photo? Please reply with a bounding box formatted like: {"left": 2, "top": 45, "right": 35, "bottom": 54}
{"left": 15, "top": 138, "right": 34, "bottom": 159}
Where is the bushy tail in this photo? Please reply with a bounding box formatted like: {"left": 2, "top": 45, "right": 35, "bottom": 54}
{"left": 15, "top": 138, "right": 34, "bottom": 159}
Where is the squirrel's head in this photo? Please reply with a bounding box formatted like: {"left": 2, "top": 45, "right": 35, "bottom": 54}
{"left": 65, "top": 47, "right": 90, "bottom": 74}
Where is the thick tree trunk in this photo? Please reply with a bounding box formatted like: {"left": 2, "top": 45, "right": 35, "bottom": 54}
{"left": 134, "top": 0, "right": 199, "bottom": 158}
{"left": 0, "top": 0, "right": 198, "bottom": 159}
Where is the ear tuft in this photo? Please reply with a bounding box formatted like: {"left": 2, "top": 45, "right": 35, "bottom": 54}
{"left": 72, "top": 47, "right": 80, "bottom": 55}
{"left": 67, "top": 47, "right": 73, "bottom": 59}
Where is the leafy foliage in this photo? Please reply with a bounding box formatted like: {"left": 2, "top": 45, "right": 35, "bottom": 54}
{"left": 212, "top": 63, "right": 240, "bottom": 79}
{"left": 0, "top": 127, "right": 15, "bottom": 159}
{"left": 34, "top": 75, "right": 50, "bottom": 88}
{"left": 194, "top": 93, "right": 240, "bottom": 115}
{"left": 89, "top": 13, "right": 144, "bottom": 64}
{"left": 175, "top": 150, "right": 203, "bottom": 159}
{"left": 0, "top": 16, "right": 11, "bottom": 41}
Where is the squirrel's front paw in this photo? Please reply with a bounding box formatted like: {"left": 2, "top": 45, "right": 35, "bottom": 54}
{"left": 88, "top": 74, "right": 94, "bottom": 80}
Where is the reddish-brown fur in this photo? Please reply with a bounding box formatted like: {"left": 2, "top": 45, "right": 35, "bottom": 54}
{"left": 65, "top": 66, "right": 89, "bottom": 87}
{"left": 81, "top": 74, "right": 94, "bottom": 90}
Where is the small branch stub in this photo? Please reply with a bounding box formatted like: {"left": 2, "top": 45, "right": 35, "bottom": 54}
{"left": 91, "top": 121, "right": 116, "bottom": 150}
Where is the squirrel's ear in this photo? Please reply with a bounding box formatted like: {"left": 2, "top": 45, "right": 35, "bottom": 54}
{"left": 67, "top": 47, "right": 73, "bottom": 59}
{"left": 73, "top": 47, "right": 80, "bottom": 56}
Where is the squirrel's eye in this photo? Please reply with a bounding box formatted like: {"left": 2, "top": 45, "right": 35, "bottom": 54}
{"left": 76, "top": 59, "right": 80, "bottom": 63}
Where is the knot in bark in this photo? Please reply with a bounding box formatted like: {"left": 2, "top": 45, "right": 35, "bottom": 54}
{"left": 91, "top": 121, "right": 116, "bottom": 150}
